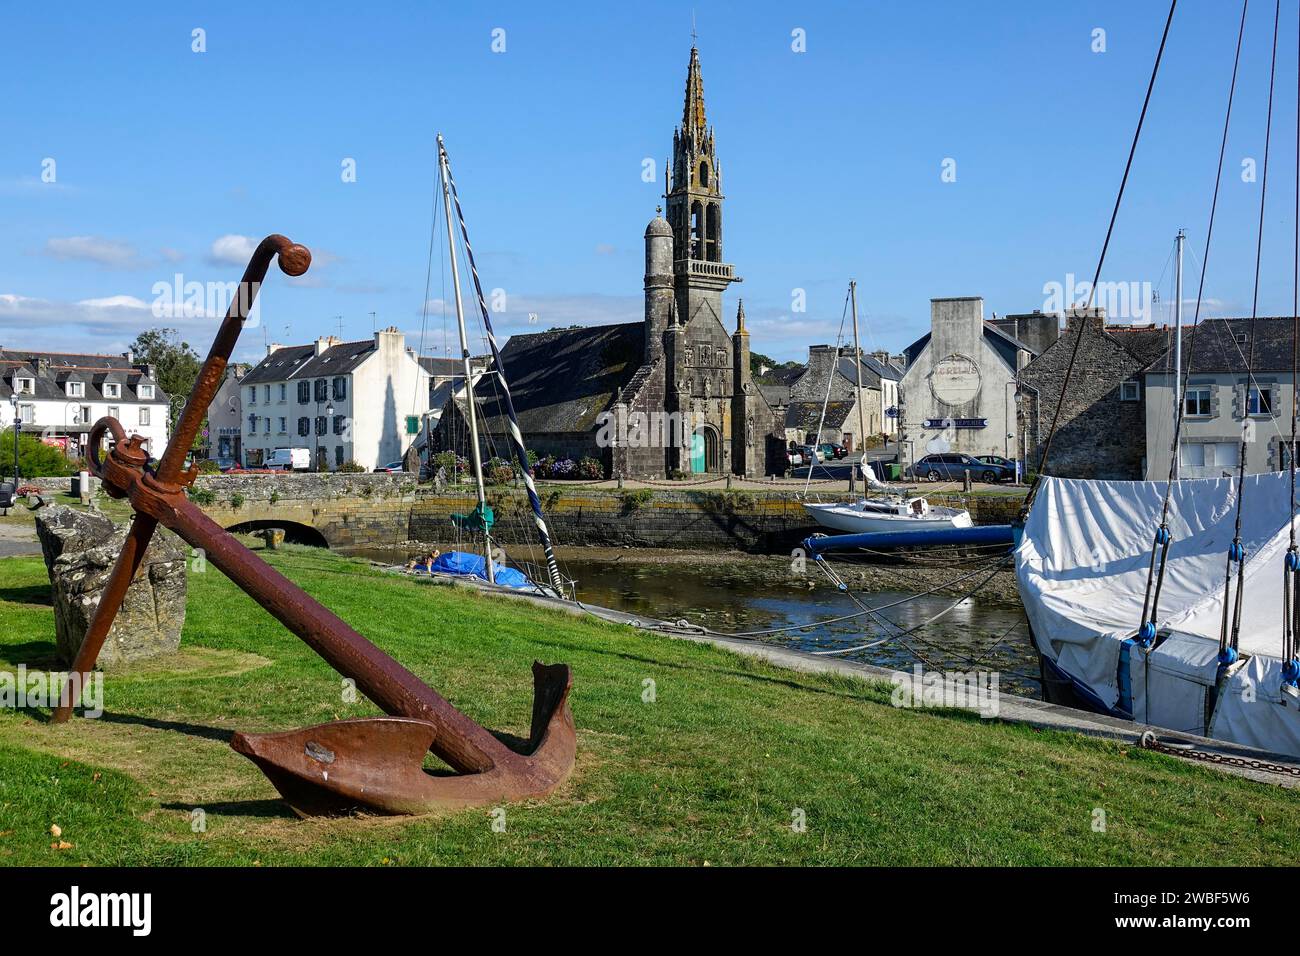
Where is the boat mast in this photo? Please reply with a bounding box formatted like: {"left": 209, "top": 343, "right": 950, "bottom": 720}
{"left": 850, "top": 280, "right": 869, "bottom": 477}
{"left": 438, "top": 134, "right": 494, "bottom": 584}
{"left": 1172, "top": 228, "right": 1184, "bottom": 480}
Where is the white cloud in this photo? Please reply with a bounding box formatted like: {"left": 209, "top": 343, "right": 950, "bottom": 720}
{"left": 43, "top": 236, "right": 143, "bottom": 269}
{"left": 207, "top": 234, "right": 258, "bottom": 266}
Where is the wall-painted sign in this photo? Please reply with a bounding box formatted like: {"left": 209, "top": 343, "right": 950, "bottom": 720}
{"left": 929, "top": 354, "right": 981, "bottom": 406}
{"left": 923, "top": 418, "right": 988, "bottom": 429}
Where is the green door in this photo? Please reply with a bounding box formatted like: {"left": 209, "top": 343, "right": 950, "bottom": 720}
{"left": 690, "top": 432, "right": 705, "bottom": 473}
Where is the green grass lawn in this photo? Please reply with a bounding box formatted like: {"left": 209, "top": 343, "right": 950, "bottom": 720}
{"left": 0, "top": 544, "right": 1294, "bottom": 866}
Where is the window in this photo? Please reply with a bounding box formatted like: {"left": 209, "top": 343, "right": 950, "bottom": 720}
{"left": 107, "top": 406, "right": 119, "bottom": 420}
{"left": 248, "top": 414, "right": 258, "bottom": 433}
{"left": 15, "top": 377, "right": 33, "bottom": 394}
{"left": 332, "top": 415, "right": 345, "bottom": 435}
{"left": 332, "top": 377, "right": 347, "bottom": 400}
{"left": 278, "top": 417, "right": 287, "bottom": 433}
{"left": 297, "top": 417, "right": 310, "bottom": 436}
{"left": 1120, "top": 381, "right": 1140, "bottom": 402}
{"left": 1184, "top": 387, "right": 1212, "bottom": 417}
{"left": 17, "top": 403, "right": 34, "bottom": 421}
{"left": 263, "top": 417, "right": 271, "bottom": 434}
{"left": 1181, "top": 442, "right": 1240, "bottom": 468}
{"left": 1247, "top": 385, "right": 1275, "bottom": 416}
{"left": 297, "top": 381, "right": 310, "bottom": 403}
{"left": 315, "top": 416, "right": 327, "bottom": 436}
{"left": 263, "top": 385, "right": 271, "bottom": 403}
{"left": 139, "top": 407, "right": 151, "bottom": 426}
{"left": 314, "top": 379, "right": 328, "bottom": 402}
{"left": 249, "top": 386, "right": 257, "bottom": 404}
{"left": 139, "top": 384, "right": 154, "bottom": 399}
{"left": 66, "top": 381, "right": 84, "bottom": 397}
{"left": 279, "top": 383, "right": 287, "bottom": 402}
{"left": 335, "top": 446, "right": 345, "bottom": 467}
{"left": 80, "top": 405, "right": 91, "bottom": 424}
{"left": 104, "top": 383, "right": 120, "bottom": 398}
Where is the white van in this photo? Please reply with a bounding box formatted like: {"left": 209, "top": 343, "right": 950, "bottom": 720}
{"left": 265, "top": 447, "right": 311, "bottom": 471}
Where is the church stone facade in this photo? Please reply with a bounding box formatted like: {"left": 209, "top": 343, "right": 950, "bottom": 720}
{"left": 441, "top": 46, "right": 783, "bottom": 479}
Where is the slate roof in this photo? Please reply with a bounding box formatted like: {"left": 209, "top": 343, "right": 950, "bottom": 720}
{"left": 836, "top": 354, "right": 899, "bottom": 385}
{"left": 901, "top": 322, "right": 1036, "bottom": 371}
{"left": 1108, "top": 325, "right": 1173, "bottom": 367}
{"left": 241, "top": 340, "right": 377, "bottom": 386}
{"left": 786, "top": 400, "right": 854, "bottom": 432}
{"left": 0, "top": 349, "right": 166, "bottom": 403}
{"left": 759, "top": 384, "right": 791, "bottom": 407}
{"left": 470, "top": 323, "right": 644, "bottom": 435}
{"left": 1143, "top": 317, "right": 1296, "bottom": 374}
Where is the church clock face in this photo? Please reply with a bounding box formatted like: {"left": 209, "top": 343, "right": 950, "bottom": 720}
{"left": 929, "top": 353, "right": 981, "bottom": 406}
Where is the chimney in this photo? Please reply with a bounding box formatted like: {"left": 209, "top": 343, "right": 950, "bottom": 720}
{"left": 315, "top": 335, "right": 341, "bottom": 356}
{"left": 267, "top": 342, "right": 286, "bottom": 355}
{"left": 374, "top": 325, "right": 404, "bottom": 353}
{"left": 123, "top": 348, "right": 134, "bottom": 363}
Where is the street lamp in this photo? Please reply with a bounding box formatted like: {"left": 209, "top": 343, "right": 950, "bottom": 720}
{"left": 10, "top": 393, "right": 20, "bottom": 485}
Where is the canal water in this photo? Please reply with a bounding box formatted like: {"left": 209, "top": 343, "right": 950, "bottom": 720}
{"left": 344, "top": 546, "right": 1040, "bottom": 699}
{"left": 558, "top": 558, "right": 1041, "bottom": 699}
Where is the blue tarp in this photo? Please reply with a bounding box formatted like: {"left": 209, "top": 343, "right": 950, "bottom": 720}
{"left": 423, "top": 550, "right": 535, "bottom": 590}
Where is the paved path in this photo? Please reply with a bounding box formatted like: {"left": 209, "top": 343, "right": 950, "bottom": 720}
{"left": 0, "top": 520, "right": 40, "bottom": 558}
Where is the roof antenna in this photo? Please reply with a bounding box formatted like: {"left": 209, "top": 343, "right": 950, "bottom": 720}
{"left": 691, "top": 10, "right": 697, "bottom": 45}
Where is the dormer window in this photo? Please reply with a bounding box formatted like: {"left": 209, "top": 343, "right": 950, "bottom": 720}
{"left": 14, "top": 377, "right": 33, "bottom": 394}
{"left": 66, "top": 381, "right": 84, "bottom": 397}
{"left": 139, "top": 384, "right": 154, "bottom": 399}
{"left": 104, "top": 383, "right": 120, "bottom": 398}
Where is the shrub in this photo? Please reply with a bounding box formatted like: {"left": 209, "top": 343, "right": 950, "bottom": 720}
{"left": 0, "top": 427, "right": 79, "bottom": 477}
{"left": 485, "top": 456, "right": 515, "bottom": 485}
{"left": 230, "top": 492, "right": 245, "bottom": 509}
{"left": 618, "top": 489, "right": 654, "bottom": 513}
{"left": 577, "top": 457, "right": 603, "bottom": 480}
{"left": 268, "top": 490, "right": 280, "bottom": 505}
{"left": 336, "top": 459, "right": 365, "bottom": 474}
{"left": 196, "top": 458, "right": 222, "bottom": 474}
{"left": 187, "top": 487, "right": 215, "bottom": 506}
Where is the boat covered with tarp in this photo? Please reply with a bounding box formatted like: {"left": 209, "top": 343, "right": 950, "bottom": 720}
{"left": 412, "top": 550, "right": 540, "bottom": 591}
{"left": 1017, "top": 473, "right": 1300, "bottom": 756}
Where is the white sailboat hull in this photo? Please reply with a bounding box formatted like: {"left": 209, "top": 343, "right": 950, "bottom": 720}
{"left": 803, "top": 500, "right": 973, "bottom": 535}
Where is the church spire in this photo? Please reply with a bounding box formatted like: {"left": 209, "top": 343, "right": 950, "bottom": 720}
{"left": 682, "top": 45, "right": 707, "bottom": 135}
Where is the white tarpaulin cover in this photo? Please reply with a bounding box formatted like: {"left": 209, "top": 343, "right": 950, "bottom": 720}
{"left": 1016, "top": 474, "right": 1300, "bottom": 756}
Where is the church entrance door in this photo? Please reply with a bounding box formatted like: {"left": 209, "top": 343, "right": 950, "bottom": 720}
{"left": 691, "top": 425, "right": 720, "bottom": 473}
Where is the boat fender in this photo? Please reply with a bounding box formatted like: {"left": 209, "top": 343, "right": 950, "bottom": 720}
{"left": 1218, "top": 646, "right": 1238, "bottom": 667}
{"left": 1287, "top": 550, "right": 1300, "bottom": 572}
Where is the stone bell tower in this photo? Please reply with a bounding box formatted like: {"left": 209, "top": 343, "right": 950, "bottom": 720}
{"left": 665, "top": 45, "right": 740, "bottom": 330}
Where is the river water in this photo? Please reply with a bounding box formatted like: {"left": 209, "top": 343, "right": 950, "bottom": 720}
{"left": 343, "top": 547, "right": 1041, "bottom": 699}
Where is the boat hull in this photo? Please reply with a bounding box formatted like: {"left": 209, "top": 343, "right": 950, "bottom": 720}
{"left": 802, "top": 501, "right": 973, "bottom": 535}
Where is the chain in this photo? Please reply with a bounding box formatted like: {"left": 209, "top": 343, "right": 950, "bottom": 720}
{"left": 1139, "top": 730, "right": 1300, "bottom": 777}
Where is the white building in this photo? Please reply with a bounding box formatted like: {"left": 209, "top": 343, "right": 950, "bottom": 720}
{"left": 897, "top": 297, "right": 1035, "bottom": 467}
{"left": 0, "top": 349, "right": 170, "bottom": 458}
{"left": 206, "top": 363, "right": 249, "bottom": 463}
{"left": 234, "top": 328, "right": 430, "bottom": 470}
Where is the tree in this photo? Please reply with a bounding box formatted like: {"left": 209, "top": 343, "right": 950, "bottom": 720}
{"left": 750, "top": 351, "right": 803, "bottom": 385}
{"left": 128, "top": 328, "right": 202, "bottom": 445}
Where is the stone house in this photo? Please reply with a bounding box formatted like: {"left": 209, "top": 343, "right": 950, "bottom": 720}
{"left": 1143, "top": 317, "right": 1296, "bottom": 479}
{"left": 897, "top": 297, "right": 1036, "bottom": 467}
{"left": 781, "top": 344, "right": 900, "bottom": 449}
{"left": 206, "top": 363, "right": 249, "bottom": 463}
{"left": 1017, "top": 309, "right": 1170, "bottom": 479}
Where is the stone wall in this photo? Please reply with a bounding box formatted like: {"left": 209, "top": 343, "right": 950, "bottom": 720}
{"left": 1018, "top": 313, "right": 1151, "bottom": 479}
{"left": 190, "top": 472, "right": 1022, "bottom": 554}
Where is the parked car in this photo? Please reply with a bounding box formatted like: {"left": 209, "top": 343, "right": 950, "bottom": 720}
{"left": 904, "top": 453, "right": 1016, "bottom": 483}
{"left": 265, "top": 447, "right": 311, "bottom": 471}
{"left": 373, "top": 460, "right": 407, "bottom": 473}
{"left": 974, "top": 455, "right": 1018, "bottom": 479}
{"left": 818, "top": 442, "right": 848, "bottom": 460}
{"left": 800, "top": 444, "right": 822, "bottom": 465}
{"left": 784, "top": 447, "right": 804, "bottom": 469}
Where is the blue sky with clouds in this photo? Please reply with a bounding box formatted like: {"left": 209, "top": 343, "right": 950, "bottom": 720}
{"left": 3, "top": 0, "right": 1299, "bottom": 365}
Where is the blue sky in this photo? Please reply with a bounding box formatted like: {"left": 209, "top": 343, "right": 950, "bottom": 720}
{"left": 3, "top": 0, "right": 1299, "bottom": 365}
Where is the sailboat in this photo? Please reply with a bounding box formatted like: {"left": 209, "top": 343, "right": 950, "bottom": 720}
{"left": 406, "top": 135, "right": 570, "bottom": 599}
{"left": 801, "top": 279, "right": 973, "bottom": 536}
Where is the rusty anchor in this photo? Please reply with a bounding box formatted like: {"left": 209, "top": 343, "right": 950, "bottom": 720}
{"left": 51, "top": 235, "right": 576, "bottom": 815}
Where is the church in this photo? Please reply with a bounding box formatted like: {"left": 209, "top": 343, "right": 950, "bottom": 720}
{"left": 433, "top": 46, "right": 785, "bottom": 479}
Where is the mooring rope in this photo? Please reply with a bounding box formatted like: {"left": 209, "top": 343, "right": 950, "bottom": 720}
{"left": 1136, "top": 0, "right": 1249, "bottom": 650}
{"left": 1029, "top": 0, "right": 1177, "bottom": 503}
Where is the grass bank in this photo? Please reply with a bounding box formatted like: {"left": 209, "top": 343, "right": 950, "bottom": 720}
{"left": 0, "top": 545, "right": 1294, "bottom": 866}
